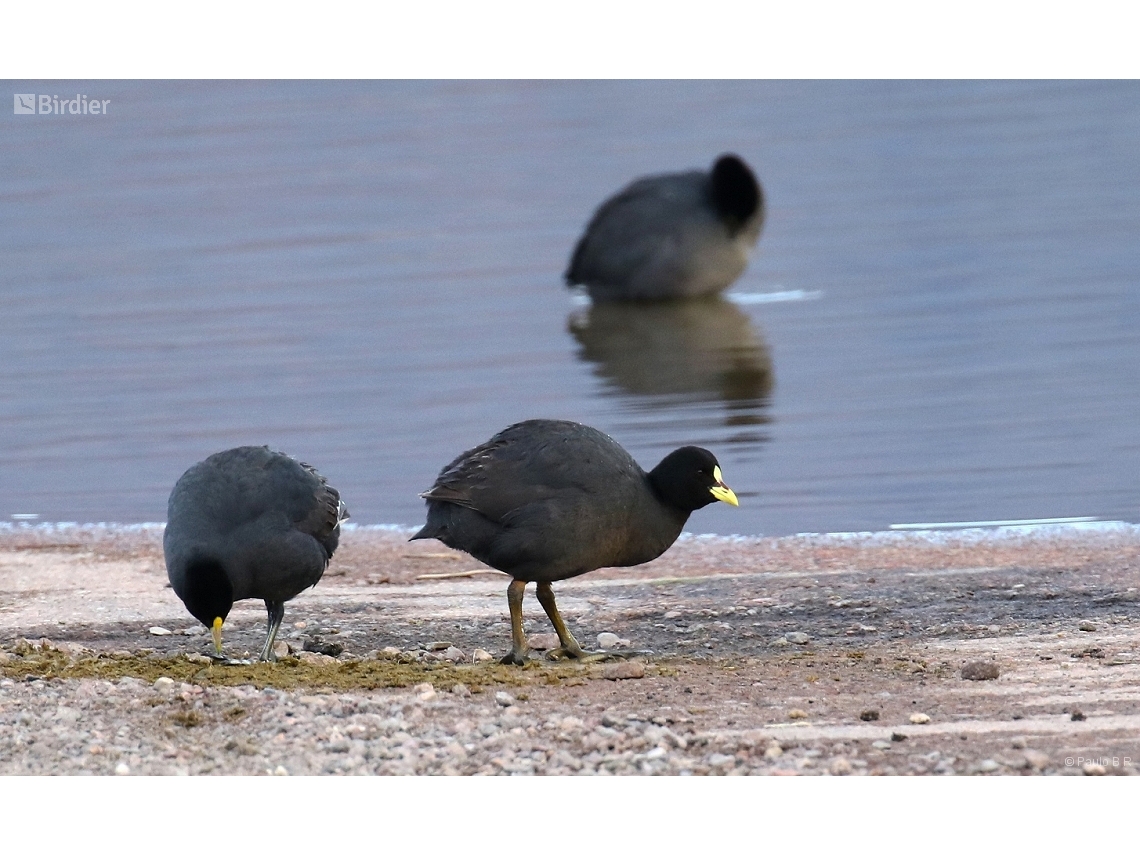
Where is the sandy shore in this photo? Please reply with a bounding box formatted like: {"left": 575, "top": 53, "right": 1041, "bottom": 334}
{"left": 2, "top": 522, "right": 1139, "bottom": 775}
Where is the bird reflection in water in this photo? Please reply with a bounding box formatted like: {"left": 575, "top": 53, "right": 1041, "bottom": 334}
{"left": 568, "top": 296, "right": 773, "bottom": 442}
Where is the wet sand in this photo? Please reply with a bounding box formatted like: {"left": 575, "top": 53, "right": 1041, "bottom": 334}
{"left": 2, "top": 524, "right": 1139, "bottom": 775}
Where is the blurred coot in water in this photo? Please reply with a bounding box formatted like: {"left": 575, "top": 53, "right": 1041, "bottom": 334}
{"left": 568, "top": 297, "right": 773, "bottom": 425}
{"left": 164, "top": 446, "right": 349, "bottom": 661}
{"left": 566, "top": 154, "right": 764, "bottom": 301}
{"left": 411, "top": 419, "right": 738, "bottom": 664}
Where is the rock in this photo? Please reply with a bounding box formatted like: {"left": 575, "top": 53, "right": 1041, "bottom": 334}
{"left": 871, "top": 740, "right": 892, "bottom": 750}
{"left": 707, "top": 753, "right": 734, "bottom": 767}
{"left": 375, "top": 647, "right": 401, "bottom": 659}
{"left": 769, "top": 638, "right": 790, "bottom": 647}
{"left": 978, "top": 758, "right": 1000, "bottom": 773}
{"left": 961, "top": 661, "right": 1000, "bottom": 681}
{"left": 603, "top": 661, "right": 645, "bottom": 680}
{"left": 1070, "top": 709, "right": 1086, "bottom": 721}
{"left": 303, "top": 638, "right": 344, "bottom": 657}
{"left": 271, "top": 641, "right": 291, "bottom": 660}
{"left": 859, "top": 710, "right": 880, "bottom": 722}
{"left": 1078, "top": 620, "right": 1097, "bottom": 632}
{"left": 451, "top": 683, "right": 471, "bottom": 697}
{"left": 414, "top": 682, "right": 436, "bottom": 701}
{"left": 441, "top": 646, "right": 465, "bottom": 663}
{"left": 830, "top": 757, "right": 853, "bottom": 775}
{"left": 909, "top": 713, "right": 931, "bottom": 725}
{"left": 148, "top": 626, "right": 172, "bottom": 636}
{"left": 646, "top": 746, "right": 667, "bottom": 760}
{"left": 764, "top": 743, "right": 783, "bottom": 759}
{"left": 890, "top": 732, "right": 907, "bottom": 742}
{"left": 785, "top": 632, "right": 810, "bottom": 645}
{"left": 597, "top": 632, "right": 623, "bottom": 649}
{"left": 428, "top": 641, "right": 453, "bottom": 651}
{"left": 297, "top": 651, "right": 338, "bottom": 666}
{"left": 114, "top": 763, "right": 130, "bottom": 775}
{"left": 272, "top": 765, "right": 289, "bottom": 776}
{"left": 495, "top": 691, "right": 515, "bottom": 707}
{"left": 472, "top": 649, "right": 494, "bottom": 663}
{"left": 528, "top": 633, "right": 559, "bottom": 651}
{"left": 179, "top": 626, "right": 204, "bottom": 636}
{"left": 663, "top": 610, "right": 682, "bottom": 619}
{"left": 153, "top": 677, "right": 176, "bottom": 696}
{"left": 788, "top": 709, "right": 808, "bottom": 720}
{"left": 1011, "top": 736, "right": 1028, "bottom": 749}
{"left": 185, "top": 653, "right": 212, "bottom": 665}
{"left": 1024, "top": 749, "right": 1049, "bottom": 770}
{"left": 1083, "top": 762, "right": 1106, "bottom": 776}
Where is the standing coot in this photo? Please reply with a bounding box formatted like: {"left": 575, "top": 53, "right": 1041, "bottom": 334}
{"left": 164, "top": 446, "right": 349, "bottom": 661}
{"left": 565, "top": 153, "right": 764, "bottom": 301}
{"left": 411, "top": 420, "right": 738, "bottom": 664}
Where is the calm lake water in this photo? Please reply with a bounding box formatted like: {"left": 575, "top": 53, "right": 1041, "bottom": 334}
{"left": 2, "top": 80, "right": 1139, "bottom": 536}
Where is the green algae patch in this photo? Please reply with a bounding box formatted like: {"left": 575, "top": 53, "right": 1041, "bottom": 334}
{"left": 0, "top": 647, "right": 622, "bottom": 693}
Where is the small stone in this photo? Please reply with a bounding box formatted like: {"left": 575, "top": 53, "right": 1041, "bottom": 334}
{"left": 428, "top": 641, "right": 452, "bottom": 651}
{"left": 153, "top": 676, "right": 175, "bottom": 695}
{"left": 978, "top": 758, "right": 1000, "bottom": 773}
{"left": 708, "top": 753, "right": 734, "bottom": 767}
{"left": 179, "top": 625, "right": 204, "bottom": 636}
{"left": 1011, "top": 736, "right": 1028, "bottom": 749}
{"left": 764, "top": 743, "right": 783, "bottom": 759}
{"left": 303, "top": 638, "right": 344, "bottom": 657}
{"left": 114, "top": 763, "right": 130, "bottom": 776}
{"left": 271, "top": 641, "right": 291, "bottom": 660}
{"left": 472, "top": 648, "right": 494, "bottom": 663}
{"left": 376, "top": 647, "right": 401, "bottom": 659}
{"left": 603, "top": 660, "right": 645, "bottom": 680}
{"left": 830, "top": 757, "right": 852, "bottom": 775}
{"left": 273, "top": 765, "right": 289, "bottom": 776}
{"left": 890, "top": 732, "right": 907, "bottom": 742}
{"left": 1083, "top": 762, "right": 1107, "bottom": 776}
{"left": 442, "top": 646, "right": 465, "bottom": 663}
{"left": 495, "top": 691, "right": 515, "bottom": 707}
{"left": 871, "top": 740, "right": 892, "bottom": 750}
{"left": 859, "top": 710, "right": 880, "bottom": 722}
{"left": 646, "top": 746, "right": 667, "bottom": 760}
{"left": 528, "top": 633, "right": 559, "bottom": 651}
{"left": 148, "top": 626, "right": 172, "bottom": 636}
{"left": 769, "top": 638, "right": 790, "bottom": 647}
{"left": 961, "top": 661, "right": 1000, "bottom": 681}
{"left": 663, "top": 610, "right": 682, "bottom": 619}
{"left": 597, "top": 632, "right": 622, "bottom": 649}
{"left": 451, "top": 683, "right": 471, "bottom": 697}
{"left": 785, "top": 632, "right": 810, "bottom": 645}
{"left": 788, "top": 709, "right": 808, "bottom": 720}
{"left": 1078, "top": 620, "right": 1097, "bottom": 632}
{"left": 414, "top": 682, "right": 436, "bottom": 701}
{"left": 185, "top": 653, "right": 212, "bottom": 665}
{"left": 909, "top": 713, "right": 931, "bottom": 725}
{"left": 296, "top": 651, "right": 337, "bottom": 666}
{"left": 1024, "top": 749, "right": 1049, "bottom": 770}
{"left": 1070, "top": 709, "right": 1086, "bottom": 721}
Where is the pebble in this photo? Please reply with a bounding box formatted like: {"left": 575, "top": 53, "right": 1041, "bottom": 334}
{"left": 441, "top": 646, "right": 465, "bottom": 663}
{"left": 871, "top": 740, "right": 892, "bottom": 750}
{"left": 1024, "top": 750, "right": 1049, "bottom": 770}
{"left": 961, "top": 661, "right": 1000, "bottom": 681}
{"left": 764, "top": 743, "right": 783, "bottom": 759}
{"left": 977, "top": 758, "right": 1000, "bottom": 773}
{"left": 602, "top": 661, "right": 645, "bottom": 680}
{"left": 785, "top": 632, "right": 810, "bottom": 645}
{"left": 859, "top": 710, "right": 880, "bottom": 721}
{"left": 148, "top": 627, "right": 172, "bottom": 636}
{"left": 1083, "top": 762, "right": 1107, "bottom": 776}
{"left": 528, "top": 634, "right": 559, "bottom": 651}
{"left": 1011, "top": 736, "right": 1027, "bottom": 749}
{"left": 272, "top": 641, "right": 291, "bottom": 660}
{"left": 495, "top": 691, "right": 515, "bottom": 707}
{"left": 1070, "top": 709, "right": 1086, "bottom": 721}
{"left": 414, "top": 683, "right": 436, "bottom": 702}
{"left": 472, "top": 649, "right": 494, "bottom": 663}
{"left": 114, "top": 763, "right": 130, "bottom": 775}
{"left": 830, "top": 757, "right": 852, "bottom": 775}
{"left": 451, "top": 683, "right": 471, "bottom": 698}
{"left": 1078, "top": 621, "right": 1097, "bottom": 632}
{"left": 596, "top": 632, "right": 622, "bottom": 649}
{"left": 179, "top": 626, "right": 204, "bottom": 636}
{"left": 909, "top": 713, "right": 931, "bottom": 725}
{"left": 788, "top": 709, "right": 808, "bottom": 720}
{"left": 663, "top": 611, "right": 682, "bottom": 619}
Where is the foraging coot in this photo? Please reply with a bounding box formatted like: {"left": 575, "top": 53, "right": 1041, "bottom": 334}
{"left": 566, "top": 153, "right": 764, "bottom": 301}
{"left": 411, "top": 420, "right": 738, "bottom": 664}
{"left": 164, "top": 446, "right": 349, "bottom": 661}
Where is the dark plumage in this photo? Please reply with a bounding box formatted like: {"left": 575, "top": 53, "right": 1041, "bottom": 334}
{"left": 411, "top": 420, "right": 738, "bottom": 664}
{"left": 163, "top": 446, "right": 349, "bottom": 661}
{"left": 566, "top": 153, "right": 765, "bottom": 301}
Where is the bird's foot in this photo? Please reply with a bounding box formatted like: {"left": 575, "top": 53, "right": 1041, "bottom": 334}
{"left": 546, "top": 646, "right": 652, "bottom": 663}
{"left": 500, "top": 647, "right": 530, "bottom": 666}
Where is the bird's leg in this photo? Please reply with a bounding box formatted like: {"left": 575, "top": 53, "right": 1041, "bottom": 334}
{"left": 500, "top": 579, "right": 530, "bottom": 665}
{"left": 259, "top": 600, "right": 285, "bottom": 662}
{"left": 535, "top": 581, "right": 591, "bottom": 660}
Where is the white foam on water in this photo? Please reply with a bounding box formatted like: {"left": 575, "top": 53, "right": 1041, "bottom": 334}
{"left": 729, "top": 289, "right": 823, "bottom": 305}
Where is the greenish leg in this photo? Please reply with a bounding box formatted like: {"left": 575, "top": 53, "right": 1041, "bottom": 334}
{"left": 500, "top": 579, "right": 530, "bottom": 665}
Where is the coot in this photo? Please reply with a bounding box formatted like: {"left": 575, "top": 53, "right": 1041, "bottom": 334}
{"left": 566, "top": 153, "right": 764, "bottom": 301}
{"left": 164, "top": 446, "right": 349, "bottom": 661}
{"left": 411, "top": 420, "right": 737, "bottom": 664}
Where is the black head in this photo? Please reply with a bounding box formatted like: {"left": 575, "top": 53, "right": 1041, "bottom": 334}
{"left": 710, "top": 154, "right": 762, "bottom": 228}
{"left": 648, "top": 446, "right": 739, "bottom": 513}
{"left": 178, "top": 555, "right": 234, "bottom": 637}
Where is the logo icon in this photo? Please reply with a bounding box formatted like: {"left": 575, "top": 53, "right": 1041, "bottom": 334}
{"left": 14, "top": 94, "right": 35, "bottom": 114}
